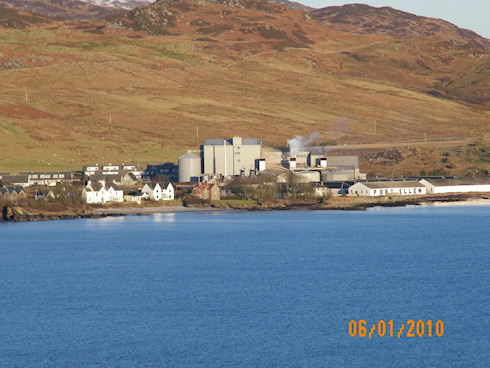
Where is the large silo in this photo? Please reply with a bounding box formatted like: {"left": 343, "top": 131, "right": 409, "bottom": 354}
{"left": 178, "top": 152, "right": 201, "bottom": 182}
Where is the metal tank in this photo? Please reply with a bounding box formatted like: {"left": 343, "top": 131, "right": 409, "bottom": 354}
{"left": 178, "top": 152, "right": 201, "bottom": 182}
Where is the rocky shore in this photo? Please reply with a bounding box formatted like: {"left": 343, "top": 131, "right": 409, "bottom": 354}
{"left": 1, "top": 193, "right": 489, "bottom": 223}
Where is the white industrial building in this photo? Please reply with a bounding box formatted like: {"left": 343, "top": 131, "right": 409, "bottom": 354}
{"left": 202, "top": 136, "right": 262, "bottom": 177}
{"left": 349, "top": 181, "right": 427, "bottom": 196}
{"left": 419, "top": 178, "right": 490, "bottom": 194}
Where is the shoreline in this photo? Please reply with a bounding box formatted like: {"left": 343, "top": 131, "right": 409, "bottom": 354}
{"left": 1, "top": 193, "right": 489, "bottom": 222}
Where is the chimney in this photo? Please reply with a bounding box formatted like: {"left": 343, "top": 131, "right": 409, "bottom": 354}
{"left": 258, "top": 159, "right": 266, "bottom": 172}
{"left": 320, "top": 157, "right": 327, "bottom": 168}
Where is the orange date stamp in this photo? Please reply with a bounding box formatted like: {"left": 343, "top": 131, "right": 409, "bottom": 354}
{"left": 349, "top": 319, "right": 444, "bottom": 338}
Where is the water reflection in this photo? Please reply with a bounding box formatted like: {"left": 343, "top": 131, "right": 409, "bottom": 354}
{"left": 151, "top": 213, "right": 176, "bottom": 222}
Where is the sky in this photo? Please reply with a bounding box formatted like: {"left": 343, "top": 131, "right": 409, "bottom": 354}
{"left": 299, "top": 1, "right": 490, "bottom": 38}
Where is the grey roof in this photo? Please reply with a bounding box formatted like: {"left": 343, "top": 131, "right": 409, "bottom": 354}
{"left": 422, "top": 178, "right": 490, "bottom": 186}
{"left": 6, "top": 186, "right": 18, "bottom": 193}
{"left": 204, "top": 139, "right": 232, "bottom": 145}
{"left": 125, "top": 172, "right": 138, "bottom": 181}
{"left": 307, "top": 146, "right": 326, "bottom": 155}
{"left": 14, "top": 186, "right": 26, "bottom": 193}
{"left": 20, "top": 171, "right": 73, "bottom": 177}
{"left": 106, "top": 182, "right": 121, "bottom": 190}
{"left": 358, "top": 181, "right": 425, "bottom": 189}
{"left": 327, "top": 156, "right": 359, "bottom": 169}
{"left": 0, "top": 174, "right": 29, "bottom": 183}
{"left": 203, "top": 138, "right": 261, "bottom": 146}
{"left": 242, "top": 138, "right": 262, "bottom": 145}
{"left": 179, "top": 152, "right": 201, "bottom": 160}
{"left": 90, "top": 173, "right": 124, "bottom": 182}
{"left": 144, "top": 183, "right": 160, "bottom": 190}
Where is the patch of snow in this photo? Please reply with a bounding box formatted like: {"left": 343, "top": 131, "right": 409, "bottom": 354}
{"left": 79, "top": 0, "right": 154, "bottom": 10}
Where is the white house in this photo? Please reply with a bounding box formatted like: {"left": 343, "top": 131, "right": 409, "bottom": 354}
{"left": 141, "top": 183, "right": 162, "bottom": 201}
{"left": 82, "top": 180, "right": 124, "bottom": 204}
{"left": 348, "top": 181, "right": 427, "bottom": 196}
{"left": 162, "top": 183, "right": 174, "bottom": 201}
{"left": 141, "top": 183, "right": 174, "bottom": 201}
{"left": 419, "top": 178, "right": 490, "bottom": 194}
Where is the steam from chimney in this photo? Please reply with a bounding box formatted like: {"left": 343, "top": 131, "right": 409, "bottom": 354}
{"left": 287, "top": 132, "right": 318, "bottom": 156}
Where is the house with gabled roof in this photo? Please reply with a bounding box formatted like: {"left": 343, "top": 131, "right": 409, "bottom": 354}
{"left": 3, "top": 186, "right": 27, "bottom": 202}
{"left": 192, "top": 182, "right": 221, "bottom": 200}
{"left": 161, "top": 183, "right": 174, "bottom": 201}
{"left": 141, "top": 182, "right": 175, "bottom": 201}
{"left": 82, "top": 180, "right": 123, "bottom": 204}
{"left": 141, "top": 183, "right": 163, "bottom": 201}
{"left": 0, "top": 187, "right": 10, "bottom": 200}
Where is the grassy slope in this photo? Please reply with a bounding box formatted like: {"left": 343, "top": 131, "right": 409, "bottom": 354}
{"left": 0, "top": 26, "right": 488, "bottom": 176}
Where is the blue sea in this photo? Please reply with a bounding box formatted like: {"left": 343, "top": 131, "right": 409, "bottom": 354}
{"left": 0, "top": 206, "right": 489, "bottom": 367}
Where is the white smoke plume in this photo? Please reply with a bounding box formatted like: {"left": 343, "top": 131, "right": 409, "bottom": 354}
{"left": 287, "top": 132, "right": 319, "bottom": 157}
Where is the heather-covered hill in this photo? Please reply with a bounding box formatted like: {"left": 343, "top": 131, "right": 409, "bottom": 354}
{"left": 104, "top": 0, "right": 323, "bottom": 50}
{"left": 311, "top": 4, "right": 489, "bottom": 106}
{"left": 312, "top": 3, "right": 489, "bottom": 47}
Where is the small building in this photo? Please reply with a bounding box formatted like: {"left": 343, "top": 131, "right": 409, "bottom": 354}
{"left": 161, "top": 183, "right": 175, "bottom": 201}
{"left": 34, "top": 190, "right": 55, "bottom": 200}
{"left": 419, "top": 178, "right": 490, "bottom": 194}
{"left": 324, "top": 156, "right": 366, "bottom": 180}
{"left": 124, "top": 191, "right": 144, "bottom": 204}
{"left": 20, "top": 171, "right": 74, "bottom": 186}
{"left": 89, "top": 172, "right": 139, "bottom": 188}
{"left": 348, "top": 181, "right": 427, "bottom": 196}
{"left": 121, "top": 172, "right": 139, "bottom": 187}
{"left": 0, "top": 186, "right": 27, "bottom": 202}
{"left": 83, "top": 164, "right": 143, "bottom": 180}
{"left": 0, "top": 174, "right": 30, "bottom": 187}
{"left": 141, "top": 183, "right": 163, "bottom": 201}
{"left": 192, "top": 182, "right": 221, "bottom": 201}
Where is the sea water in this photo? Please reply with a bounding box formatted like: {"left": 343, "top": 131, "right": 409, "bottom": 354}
{"left": 0, "top": 206, "right": 489, "bottom": 367}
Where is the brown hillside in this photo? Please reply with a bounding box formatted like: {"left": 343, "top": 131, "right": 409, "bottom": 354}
{"left": 0, "top": 8, "right": 56, "bottom": 28}
{"left": 268, "top": 0, "right": 312, "bottom": 12}
{"left": 105, "top": 0, "right": 324, "bottom": 50}
{"left": 312, "top": 4, "right": 489, "bottom": 47}
{"left": 0, "top": 1, "right": 488, "bottom": 176}
{"left": 312, "top": 4, "right": 489, "bottom": 106}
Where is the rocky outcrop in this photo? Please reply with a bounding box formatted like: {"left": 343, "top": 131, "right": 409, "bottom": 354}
{"left": 0, "top": 205, "right": 107, "bottom": 222}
